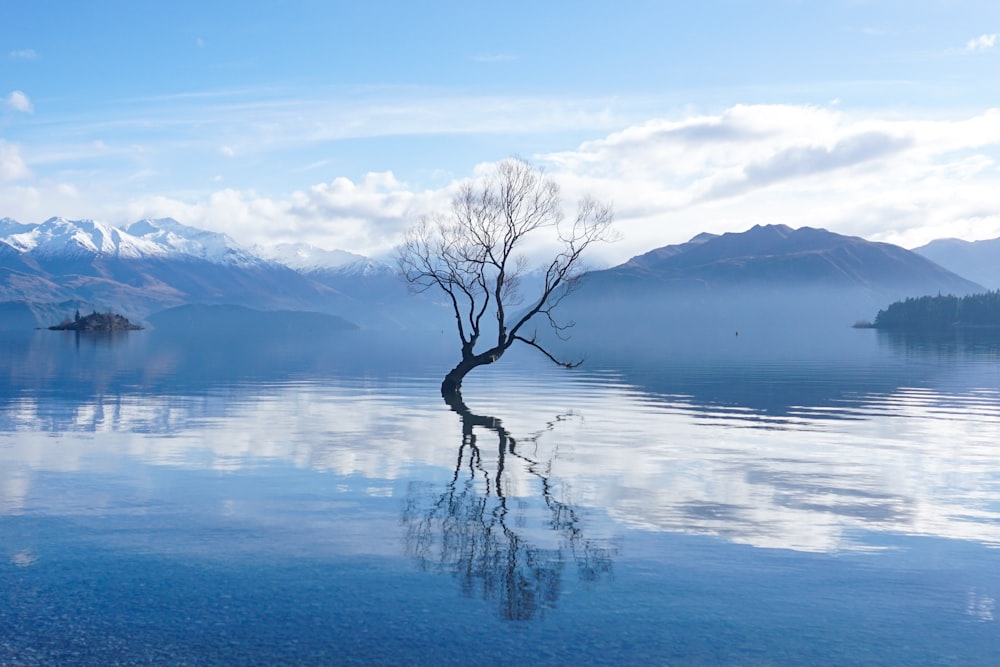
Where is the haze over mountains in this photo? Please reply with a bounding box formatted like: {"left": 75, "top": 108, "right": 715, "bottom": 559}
{"left": 0, "top": 216, "right": 995, "bottom": 345}
{"left": 914, "top": 237, "right": 1000, "bottom": 290}
{"left": 545, "top": 224, "right": 986, "bottom": 360}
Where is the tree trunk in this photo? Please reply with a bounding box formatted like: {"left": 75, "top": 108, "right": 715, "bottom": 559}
{"left": 440, "top": 347, "right": 505, "bottom": 397}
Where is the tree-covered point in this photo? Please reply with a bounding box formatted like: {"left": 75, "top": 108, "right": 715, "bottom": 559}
{"left": 48, "top": 310, "right": 143, "bottom": 332}
{"left": 873, "top": 291, "right": 1000, "bottom": 330}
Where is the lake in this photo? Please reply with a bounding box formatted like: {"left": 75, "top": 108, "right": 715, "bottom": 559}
{"left": 2, "top": 326, "right": 999, "bottom": 665}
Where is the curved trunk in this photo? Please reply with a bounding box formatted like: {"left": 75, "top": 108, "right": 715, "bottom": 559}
{"left": 441, "top": 347, "right": 505, "bottom": 397}
{"left": 441, "top": 360, "right": 475, "bottom": 397}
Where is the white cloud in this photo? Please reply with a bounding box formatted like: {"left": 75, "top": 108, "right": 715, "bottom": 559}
{"left": 538, "top": 105, "right": 1000, "bottom": 261}
{"left": 8, "top": 49, "right": 37, "bottom": 60}
{"left": 102, "top": 105, "right": 1000, "bottom": 264}
{"left": 697, "top": 131, "right": 913, "bottom": 201}
{"left": 107, "top": 171, "right": 448, "bottom": 259}
{"left": 966, "top": 34, "right": 997, "bottom": 51}
{"left": 5, "top": 104, "right": 1000, "bottom": 266}
{"left": 0, "top": 141, "right": 31, "bottom": 180}
{"left": 5, "top": 90, "right": 33, "bottom": 113}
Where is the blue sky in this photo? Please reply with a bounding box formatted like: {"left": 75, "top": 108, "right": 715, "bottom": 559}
{"left": 3, "top": 0, "right": 1000, "bottom": 263}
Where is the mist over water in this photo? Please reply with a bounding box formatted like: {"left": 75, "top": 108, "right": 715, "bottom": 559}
{"left": 2, "top": 324, "right": 1000, "bottom": 664}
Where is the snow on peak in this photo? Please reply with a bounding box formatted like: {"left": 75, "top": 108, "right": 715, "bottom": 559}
{"left": 0, "top": 216, "right": 265, "bottom": 266}
{"left": 254, "top": 242, "right": 369, "bottom": 271}
{"left": 4, "top": 217, "right": 164, "bottom": 259}
{"left": 125, "top": 218, "right": 263, "bottom": 266}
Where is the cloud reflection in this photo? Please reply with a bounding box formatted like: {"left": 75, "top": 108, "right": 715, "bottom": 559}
{"left": 2, "top": 352, "right": 1000, "bottom": 555}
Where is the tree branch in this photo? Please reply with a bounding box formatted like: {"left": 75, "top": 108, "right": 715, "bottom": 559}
{"left": 395, "top": 157, "right": 614, "bottom": 392}
{"left": 511, "top": 334, "right": 582, "bottom": 368}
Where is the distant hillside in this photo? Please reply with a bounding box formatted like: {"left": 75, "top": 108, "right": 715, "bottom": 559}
{"left": 913, "top": 236, "right": 1000, "bottom": 290}
{"left": 610, "top": 224, "right": 981, "bottom": 294}
{"left": 539, "top": 224, "right": 985, "bottom": 360}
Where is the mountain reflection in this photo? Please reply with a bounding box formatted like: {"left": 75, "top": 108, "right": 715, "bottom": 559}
{"left": 3, "top": 330, "right": 1000, "bottom": 557}
{"left": 402, "top": 390, "right": 618, "bottom": 621}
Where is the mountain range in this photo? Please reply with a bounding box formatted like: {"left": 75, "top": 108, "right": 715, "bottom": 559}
{"left": 0, "top": 217, "right": 996, "bottom": 339}
{"left": 0, "top": 216, "right": 259, "bottom": 265}
{"left": 0, "top": 216, "right": 439, "bottom": 329}
{"left": 542, "top": 224, "right": 986, "bottom": 360}
{"left": 598, "top": 223, "right": 980, "bottom": 295}
{"left": 913, "top": 237, "right": 1000, "bottom": 290}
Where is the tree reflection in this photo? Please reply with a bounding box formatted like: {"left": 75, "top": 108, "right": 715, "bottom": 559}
{"left": 879, "top": 328, "right": 1000, "bottom": 359}
{"left": 402, "top": 388, "right": 618, "bottom": 621}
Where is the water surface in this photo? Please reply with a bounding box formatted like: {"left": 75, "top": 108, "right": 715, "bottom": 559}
{"left": 2, "top": 328, "right": 999, "bottom": 664}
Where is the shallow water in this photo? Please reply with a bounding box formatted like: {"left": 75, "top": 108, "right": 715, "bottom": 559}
{"left": 2, "top": 328, "right": 999, "bottom": 665}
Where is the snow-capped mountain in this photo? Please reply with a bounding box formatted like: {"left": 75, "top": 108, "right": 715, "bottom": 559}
{"left": 0, "top": 216, "right": 350, "bottom": 320}
{"left": 254, "top": 240, "right": 401, "bottom": 289}
{"left": 254, "top": 242, "right": 367, "bottom": 272}
{"left": 2, "top": 217, "right": 163, "bottom": 259}
{"left": 0, "top": 217, "right": 265, "bottom": 267}
{"left": 0, "top": 215, "right": 448, "bottom": 330}
{"left": 126, "top": 218, "right": 264, "bottom": 267}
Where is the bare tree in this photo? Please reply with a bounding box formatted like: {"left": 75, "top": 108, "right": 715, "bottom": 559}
{"left": 396, "top": 158, "right": 614, "bottom": 396}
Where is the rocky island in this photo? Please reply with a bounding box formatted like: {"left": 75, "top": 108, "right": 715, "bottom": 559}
{"left": 48, "top": 310, "right": 143, "bottom": 332}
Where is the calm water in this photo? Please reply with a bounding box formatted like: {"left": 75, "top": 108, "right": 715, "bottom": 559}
{"left": 2, "top": 328, "right": 1000, "bottom": 665}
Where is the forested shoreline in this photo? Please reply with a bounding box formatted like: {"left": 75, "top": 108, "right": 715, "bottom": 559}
{"left": 871, "top": 291, "right": 1000, "bottom": 330}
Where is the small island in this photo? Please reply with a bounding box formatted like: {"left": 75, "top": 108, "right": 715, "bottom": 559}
{"left": 48, "top": 309, "right": 143, "bottom": 332}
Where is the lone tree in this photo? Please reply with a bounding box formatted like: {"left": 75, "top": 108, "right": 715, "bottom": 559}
{"left": 396, "top": 158, "right": 614, "bottom": 397}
